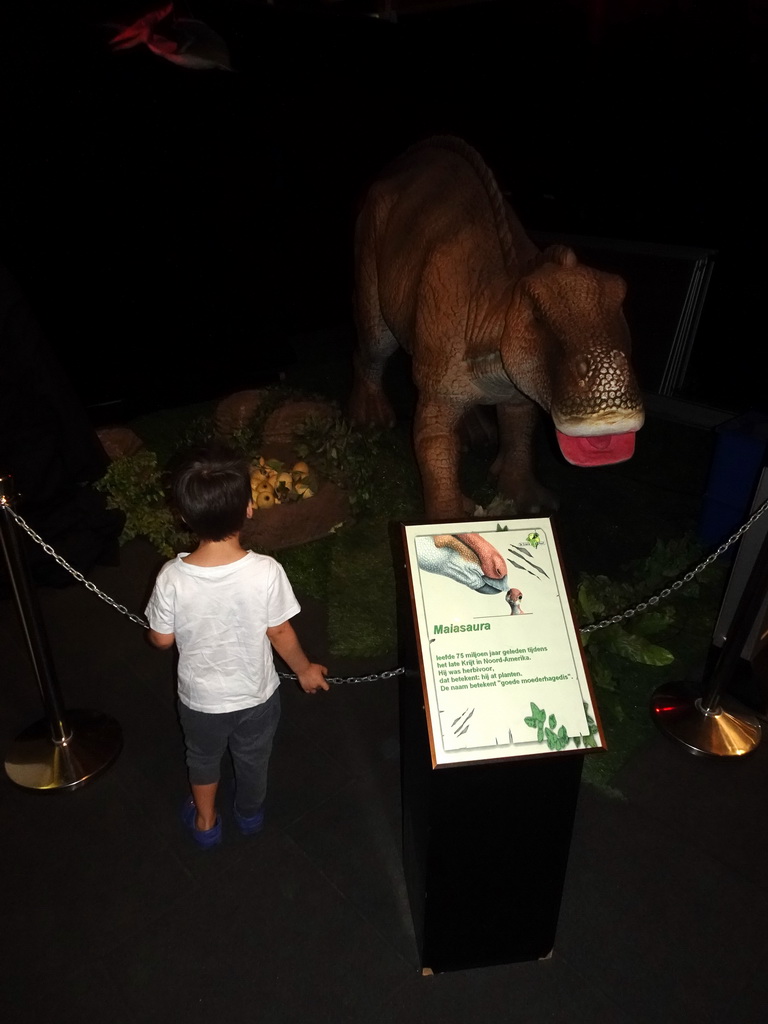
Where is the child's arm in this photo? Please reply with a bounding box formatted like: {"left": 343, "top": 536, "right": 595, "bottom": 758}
{"left": 147, "top": 629, "right": 175, "bottom": 650}
{"left": 266, "top": 620, "right": 329, "bottom": 694}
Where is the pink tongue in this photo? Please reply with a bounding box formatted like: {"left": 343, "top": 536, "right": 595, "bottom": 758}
{"left": 556, "top": 430, "right": 636, "bottom": 467}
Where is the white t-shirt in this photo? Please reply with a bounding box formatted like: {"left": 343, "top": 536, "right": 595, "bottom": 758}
{"left": 145, "top": 551, "right": 301, "bottom": 714}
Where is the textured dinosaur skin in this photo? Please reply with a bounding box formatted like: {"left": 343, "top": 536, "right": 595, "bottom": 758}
{"left": 349, "top": 136, "right": 645, "bottom": 520}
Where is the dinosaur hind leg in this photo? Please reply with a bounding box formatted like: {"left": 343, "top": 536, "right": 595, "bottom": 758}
{"left": 349, "top": 237, "right": 398, "bottom": 427}
{"left": 493, "top": 401, "right": 558, "bottom": 514}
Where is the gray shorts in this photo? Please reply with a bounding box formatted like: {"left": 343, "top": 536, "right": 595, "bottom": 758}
{"left": 178, "top": 689, "right": 281, "bottom": 817}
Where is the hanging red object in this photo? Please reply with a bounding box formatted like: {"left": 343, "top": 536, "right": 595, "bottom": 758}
{"left": 109, "top": 3, "right": 232, "bottom": 71}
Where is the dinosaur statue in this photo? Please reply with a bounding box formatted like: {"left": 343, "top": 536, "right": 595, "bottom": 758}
{"left": 414, "top": 533, "right": 508, "bottom": 594}
{"left": 349, "top": 136, "right": 645, "bottom": 520}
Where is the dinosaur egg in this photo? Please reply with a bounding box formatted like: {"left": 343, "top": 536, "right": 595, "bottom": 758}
{"left": 255, "top": 487, "right": 276, "bottom": 508}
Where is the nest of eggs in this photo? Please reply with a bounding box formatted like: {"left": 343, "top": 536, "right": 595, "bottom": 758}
{"left": 249, "top": 456, "right": 316, "bottom": 508}
{"left": 213, "top": 392, "right": 353, "bottom": 550}
{"left": 239, "top": 442, "right": 351, "bottom": 551}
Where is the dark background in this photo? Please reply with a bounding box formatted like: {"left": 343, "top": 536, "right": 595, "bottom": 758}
{"left": 1, "top": 0, "right": 762, "bottom": 420}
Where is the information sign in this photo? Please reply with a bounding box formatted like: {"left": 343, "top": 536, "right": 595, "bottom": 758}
{"left": 402, "top": 518, "right": 605, "bottom": 767}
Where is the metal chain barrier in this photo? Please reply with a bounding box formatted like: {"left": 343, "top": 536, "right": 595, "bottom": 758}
{"left": 579, "top": 497, "right": 768, "bottom": 634}
{"left": 277, "top": 667, "right": 406, "bottom": 686}
{"left": 0, "top": 502, "right": 150, "bottom": 627}
{"left": 0, "top": 502, "right": 403, "bottom": 685}
{"left": 4, "top": 496, "right": 768, "bottom": 680}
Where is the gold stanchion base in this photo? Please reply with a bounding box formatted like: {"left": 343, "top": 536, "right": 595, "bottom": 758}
{"left": 4, "top": 709, "right": 122, "bottom": 790}
{"left": 651, "top": 683, "right": 762, "bottom": 757}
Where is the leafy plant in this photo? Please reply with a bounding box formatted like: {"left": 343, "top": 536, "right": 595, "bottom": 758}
{"left": 94, "top": 450, "right": 191, "bottom": 557}
{"left": 575, "top": 534, "right": 726, "bottom": 693}
{"left": 172, "top": 413, "right": 218, "bottom": 452}
{"left": 576, "top": 576, "right": 676, "bottom": 685}
{"left": 572, "top": 704, "right": 600, "bottom": 749}
{"left": 293, "top": 414, "right": 384, "bottom": 514}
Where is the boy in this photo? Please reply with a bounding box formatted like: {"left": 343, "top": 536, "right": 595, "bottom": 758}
{"left": 145, "top": 444, "right": 329, "bottom": 849}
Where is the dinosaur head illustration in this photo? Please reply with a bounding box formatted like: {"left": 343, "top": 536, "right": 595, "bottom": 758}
{"left": 415, "top": 533, "right": 508, "bottom": 594}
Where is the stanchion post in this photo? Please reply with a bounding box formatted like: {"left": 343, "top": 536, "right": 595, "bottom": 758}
{"left": 1, "top": 474, "right": 71, "bottom": 745}
{"left": 651, "top": 526, "right": 765, "bottom": 757}
{"left": 0, "top": 473, "right": 122, "bottom": 790}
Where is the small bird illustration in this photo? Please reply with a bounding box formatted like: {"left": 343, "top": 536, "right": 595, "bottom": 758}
{"left": 505, "top": 588, "right": 524, "bottom": 615}
{"left": 108, "top": 3, "right": 232, "bottom": 71}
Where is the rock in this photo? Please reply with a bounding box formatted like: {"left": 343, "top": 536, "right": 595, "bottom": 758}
{"left": 97, "top": 427, "right": 144, "bottom": 460}
{"left": 215, "top": 392, "right": 337, "bottom": 447}
{"left": 262, "top": 401, "right": 336, "bottom": 446}
{"left": 214, "top": 390, "right": 266, "bottom": 436}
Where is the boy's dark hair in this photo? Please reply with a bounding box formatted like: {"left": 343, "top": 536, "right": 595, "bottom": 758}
{"left": 170, "top": 444, "right": 251, "bottom": 541}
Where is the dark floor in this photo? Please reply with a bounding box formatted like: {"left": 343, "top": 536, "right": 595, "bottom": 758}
{"left": 3, "top": 394, "right": 768, "bottom": 1024}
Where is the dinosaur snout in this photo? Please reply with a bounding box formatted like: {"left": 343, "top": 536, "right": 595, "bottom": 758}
{"left": 415, "top": 534, "right": 509, "bottom": 594}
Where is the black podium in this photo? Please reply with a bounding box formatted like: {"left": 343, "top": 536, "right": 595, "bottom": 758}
{"left": 394, "top": 520, "right": 590, "bottom": 974}
{"left": 400, "top": 670, "right": 584, "bottom": 974}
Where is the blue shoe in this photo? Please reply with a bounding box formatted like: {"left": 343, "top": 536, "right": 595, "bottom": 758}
{"left": 234, "top": 804, "right": 264, "bottom": 836}
{"left": 181, "top": 798, "right": 222, "bottom": 849}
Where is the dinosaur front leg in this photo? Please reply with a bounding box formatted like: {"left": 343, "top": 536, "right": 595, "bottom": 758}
{"left": 414, "top": 397, "right": 472, "bottom": 519}
{"left": 493, "top": 400, "right": 558, "bottom": 514}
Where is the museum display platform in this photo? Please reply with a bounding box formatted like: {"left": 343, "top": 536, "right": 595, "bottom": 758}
{"left": 3, "top": 396, "right": 768, "bottom": 1020}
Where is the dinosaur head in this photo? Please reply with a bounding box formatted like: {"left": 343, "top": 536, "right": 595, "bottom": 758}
{"left": 415, "top": 534, "right": 508, "bottom": 594}
{"left": 550, "top": 340, "right": 644, "bottom": 467}
{"left": 506, "top": 251, "right": 645, "bottom": 464}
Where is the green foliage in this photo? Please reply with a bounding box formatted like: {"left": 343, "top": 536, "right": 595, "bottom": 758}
{"left": 523, "top": 702, "right": 547, "bottom": 742}
{"left": 227, "top": 386, "right": 312, "bottom": 457}
{"left": 293, "top": 414, "right": 384, "bottom": 515}
{"left": 522, "top": 700, "right": 599, "bottom": 751}
{"left": 575, "top": 534, "right": 724, "bottom": 688}
{"left": 172, "top": 414, "right": 218, "bottom": 452}
{"left": 94, "top": 451, "right": 191, "bottom": 557}
{"left": 128, "top": 401, "right": 216, "bottom": 466}
{"left": 574, "top": 535, "right": 728, "bottom": 790}
{"left": 580, "top": 706, "right": 600, "bottom": 748}
{"left": 634, "top": 535, "right": 710, "bottom": 593}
